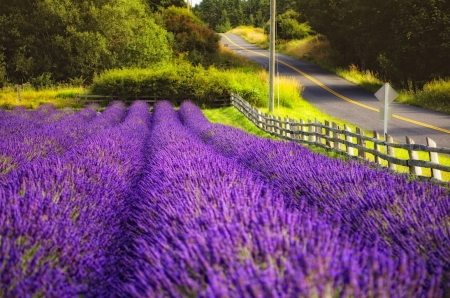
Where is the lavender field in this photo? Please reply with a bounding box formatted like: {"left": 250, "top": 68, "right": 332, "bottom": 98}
{"left": 1, "top": 100, "right": 449, "bottom": 297}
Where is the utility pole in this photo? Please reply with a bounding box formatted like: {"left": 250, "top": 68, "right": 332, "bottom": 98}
{"left": 268, "top": 0, "right": 275, "bottom": 112}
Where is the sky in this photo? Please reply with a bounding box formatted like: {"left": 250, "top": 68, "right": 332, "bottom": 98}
{"left": 190, "top": 0, "right": 202, "bottom": 6}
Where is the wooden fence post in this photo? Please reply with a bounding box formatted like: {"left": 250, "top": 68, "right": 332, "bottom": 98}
{"left": 285, "top": 117, "right": 291, "bottom": 139}
{"left": 332, "top": 122, "right": 341, "bottom": 151}
{"left": 275, "top": 116, "right": 280, "bottom": 136}
{"left": 291, "top": 119, "right": 299, "bottom": 140}
{"left": 406, "top": 136, "right": 422, "bottom": 176}
{"left": 386, "top": 134, "right": 396, "bottom": 171}
{"left": 258, "top": 110, "right": 263, "bottom": 129}
{"left": 426, "top": 137, "right": 442, "bottom": 181}
{"left": 356, "top": 127, "right": 366, "bottom": 159}
{"left": 373, "top": 131, "right": 382, "bottom": 165}
{"left": 325, "top": 120, "right": 332, "bottom": 148}
{"left": 344, "top": 124, "right": 354, "bottom": 156}
{"left": 300, "top": 119, "right": 307, "bottom": 141}
{"left": 308, "top": 120, "right": 316, "bottom": 143}
{"left": 315, "top": 119, "right": 323, "bottom": 145}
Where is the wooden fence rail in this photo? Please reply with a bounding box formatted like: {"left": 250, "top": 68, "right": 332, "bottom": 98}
{"left": 75, "top": 93, "right": 231, "bottom": 108}
{"left": 230, "top": 93, "right": 450, "bottom": 184}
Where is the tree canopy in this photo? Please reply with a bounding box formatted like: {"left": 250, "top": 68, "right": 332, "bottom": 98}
{"left": 0, "top": 0, "right": 172, "bottom": 85}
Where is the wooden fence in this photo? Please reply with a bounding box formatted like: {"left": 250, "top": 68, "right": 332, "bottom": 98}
{"left": 76, "top": 92, "right": 231, "bottom": 108}
{"left": 231, "top": 93, "right": 450, "bottom": 184}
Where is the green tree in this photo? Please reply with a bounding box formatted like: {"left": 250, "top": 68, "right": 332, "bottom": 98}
{"left": 216, "top": 9, "right": 232, "bottom": 33}
{"left": 265, "top": 9, "right": 313, "bottom": 40}
{"left": 385, "top": 0, "right": 450, "bottom": 89}
{"left": 0, "top": 0, "right": 172, "bottom": 84}
{"left": 162, "top": 6, "right": 220, "bottom": 63}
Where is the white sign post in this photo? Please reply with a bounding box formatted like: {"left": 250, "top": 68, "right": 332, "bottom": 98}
{"left": 375, "top": 83, "right": 398, "bottom": 136}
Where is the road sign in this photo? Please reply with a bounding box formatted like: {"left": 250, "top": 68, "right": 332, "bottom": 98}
{"left": 375, "top": 83, "right": 398, "bottom": 136}
{"left": 379, "top": 107, "right": 393, "bottom": 120}
{"left": 375, "top": 83, "right": 398, "bottom": 104}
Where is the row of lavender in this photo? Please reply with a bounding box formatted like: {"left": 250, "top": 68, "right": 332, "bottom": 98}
{"left": 115, "top": 101, "right": 442, "bottom": 297}
{"left": 1, "top": 101, "right": 151, "bottom": 296}
{"left": 178, "top": 101, "right": 450, "bottom": 295}
{"left": 1, "top": 100, "right": 449, "bottom": 296}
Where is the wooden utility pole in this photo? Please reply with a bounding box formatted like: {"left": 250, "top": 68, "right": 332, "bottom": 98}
{"left": 268, "top": 0, "right": 276, "bottom": 112}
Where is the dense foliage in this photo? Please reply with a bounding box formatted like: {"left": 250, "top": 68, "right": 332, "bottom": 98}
{"left": 295, "top": 0, "right": 450, "bottom": 90}
{"left": 161, "top": 6, "right": 220, "bottom": 64}
{"left": 1, "top": 100, "right": 449, "bottom": 296}
{"left": 90, "top": 64, "right": 272, "bottom": 107}
{"left": 0, "top": 0, "right": 172, "bottom": 85}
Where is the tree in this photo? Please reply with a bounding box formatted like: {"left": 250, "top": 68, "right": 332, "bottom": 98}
{"left": 216, "top": 9, "right": 232, "bottom": 33}
{"left": 385, "top": 0, "right": 450, "bottom": 89}
{"left": 0, "top": 0, "right": 172, "bottom": 84}
{"left": 162, "top": 6, "right": 220, "bottom": 62}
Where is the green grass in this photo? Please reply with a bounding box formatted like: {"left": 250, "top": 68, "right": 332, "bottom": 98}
{"left": 203, "top": 106, "right": 274, "bottom": 139}
{"left": 0, "top": 84, "right": 83, "bottom": 109}
{"left": 395, "top": 79, "right": 450, "bottom": 114}
{"left": 335, "top": 64, "right": 384, "bottom": 93}
{"left": 227, "top": 26, "right": 268, "bottom": 48}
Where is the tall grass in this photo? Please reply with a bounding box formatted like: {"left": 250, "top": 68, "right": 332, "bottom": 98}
{"left": 396, "top": 79, "right": 450, "bottom": 114}
{"left": 335, "top": 64, "right": 384, "bottom": 93}
{"left": 227, "top": 26, "right": 268, "bottom": 48}
{"left": 0, "top": 84, "right": 82, "bottom": 109}
{"left": 278, "top": 35, "right": 337, "bottom": 70}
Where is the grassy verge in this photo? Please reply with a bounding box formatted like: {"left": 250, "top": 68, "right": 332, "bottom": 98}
{"left": 228, "top": 26, "right": 268, "bottom": 48}
{"left": 0, "top": 84, "right": 82, "bottom": 109}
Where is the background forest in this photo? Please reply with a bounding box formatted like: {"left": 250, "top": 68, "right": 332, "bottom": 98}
{"left": 1, "top": 0, "right": 449, "bottom": 104}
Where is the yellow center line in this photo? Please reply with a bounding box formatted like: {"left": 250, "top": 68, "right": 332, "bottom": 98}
{"left": 221, "top": 34, "right": 450, "bottom": 134}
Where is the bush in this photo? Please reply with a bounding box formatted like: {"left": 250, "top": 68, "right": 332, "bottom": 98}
{"left": 91, "top": 64, "right": 227, "bottom": 106}
{"left": 415, "top": 79, "right": 450, "bottom": 114}
{"left": 162, "top": 6, "right": 220, "bottom": 64}
{"left": 264, "top": 10, "right": 314, "bottom": 41}
{"left": 90, "top": 63, "right": 304, "bottom": 109}
{"left": 90, "top": 64, "right": 272, "bottom": 107}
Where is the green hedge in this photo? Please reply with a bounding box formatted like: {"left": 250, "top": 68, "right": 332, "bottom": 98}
{"left": 90, "top": 63, "right": 269, "bottom": 107}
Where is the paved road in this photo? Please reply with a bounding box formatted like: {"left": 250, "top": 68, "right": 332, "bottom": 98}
{"left": 221, "top": 33, "right": 450, "bottom": 148}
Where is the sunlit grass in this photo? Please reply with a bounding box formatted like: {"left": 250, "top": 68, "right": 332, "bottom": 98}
{"left": 227, "top": 26, "right": 268, "bottom": 48}
{"left": 396, "top": 79, "right": 450, "bottom": 115}
{"left": 0, "top": 84, "right": 83, "bottom": 109}
{"left": 335, "top": 64, "right": 384, "bottom": 93}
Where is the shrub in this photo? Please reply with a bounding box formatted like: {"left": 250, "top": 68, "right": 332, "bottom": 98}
{"left": 162, "top": 6, "right": 220, "bottom": 64}
{"left": 90, "top": 63, "right": 304, "bottom": 109}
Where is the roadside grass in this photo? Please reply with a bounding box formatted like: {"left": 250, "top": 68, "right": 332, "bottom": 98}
{"left": 212, "top": 44, "right": 263, "bottom": 72}
{"left": 0, "top": 84, "right": 82, "bottom": 109}
{"left": 395, "top": 79, "right": 450, "bottom": 114}
{"left": 202, "top": 106, "right": 274, "bottom": 139}
{"left": 335, "top": 64, "right": 384, "bottom": 93}
{"left": 228, "top": 26, "right": 268, "bottom": 48}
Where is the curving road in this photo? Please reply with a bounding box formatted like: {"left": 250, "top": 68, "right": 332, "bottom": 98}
{"left": 221, "top": 33, "right": 450, "bottom": 148}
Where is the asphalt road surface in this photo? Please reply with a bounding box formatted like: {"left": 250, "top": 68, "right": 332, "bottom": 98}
{"left": 221, "top": 33, "right": 450, "bottom": 148}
